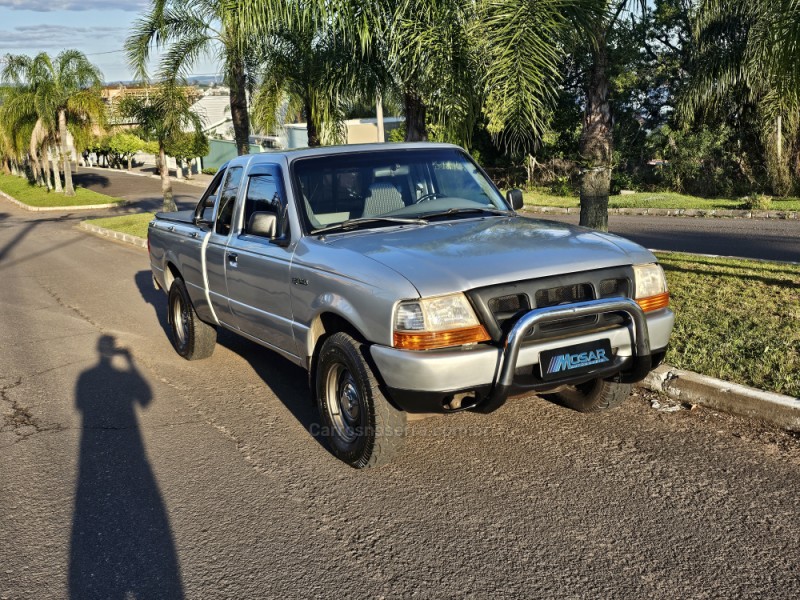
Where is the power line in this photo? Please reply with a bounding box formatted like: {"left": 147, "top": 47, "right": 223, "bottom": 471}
{"left": 83, "top": 49, "right": 127, "bottom": 56}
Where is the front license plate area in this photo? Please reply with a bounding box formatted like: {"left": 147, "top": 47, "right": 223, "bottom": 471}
{"left": 539, "top": 340, "right": 613, "bottom": 381}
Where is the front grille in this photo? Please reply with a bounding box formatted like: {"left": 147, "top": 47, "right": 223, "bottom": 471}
{"left": 466, "top": 267, "right": 634, "bottom": 342}
{"left": 488, "top": 294, "right": 530, "bottom": 324}
{"left": 534, "top": 284, "right": 592, "bottom": 308}
{"left": 534, "top": 283, "right": 595, "bottom": 332}
{"left": 599, "top": 278, "right": 629, "bottom": 298}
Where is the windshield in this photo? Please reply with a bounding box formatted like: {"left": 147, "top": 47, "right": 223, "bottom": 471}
{"left": 292, "top": 148, "right": 509, "bottom": 232}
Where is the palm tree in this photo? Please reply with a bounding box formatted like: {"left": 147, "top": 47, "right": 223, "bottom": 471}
{"left": 118, "top": 83, "right": 203, "bottom": 212}
{"left": 126, "top": 0, "right": 258, "bottom": 156}
{"left": 237, "top": 0, "right": 479, "bottom": 144}
{"left": 681, "top": 0, "right": 800, "bottom": 195}
{"left": 686, "top": 1, "right": 800, "bottom": 111}
{"left": 389, "top": 0, "right": 482, "bottom": 144}
{"left": 1, "top": 50, "right": 105, "bottom": 196}
{"left": 250, "top": 6, "right": 385, "bottom": 147}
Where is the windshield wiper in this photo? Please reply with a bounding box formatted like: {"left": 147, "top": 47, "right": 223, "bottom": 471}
{"left": 312, "top": 216, "right": 427, "bottom": 235}
{"left": 420, "top": 207, "right": 511, "bottom": 220}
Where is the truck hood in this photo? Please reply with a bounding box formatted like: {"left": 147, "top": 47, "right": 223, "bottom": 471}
{"left": 324, "top": 215, "right": 655, "bottom": 297}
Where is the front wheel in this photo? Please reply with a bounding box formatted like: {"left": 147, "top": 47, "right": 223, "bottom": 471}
{"left": 167, "top": 278, "right": 217, "bottom": 360}
{"left": 315, "top": 333, "right": 406, "bottom": 468}
{"left": 544, "top": 379, "right": 632, "bottom": 413}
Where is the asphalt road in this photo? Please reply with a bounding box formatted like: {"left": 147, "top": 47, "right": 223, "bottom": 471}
{"left": 71, "top": 166, "right": 800, "bottom": 262}
{"left": 1, "top": 180, "right": 799, "bottom": 598}
{"left": 527, "top": 212, "right": 800, "bottom": 263}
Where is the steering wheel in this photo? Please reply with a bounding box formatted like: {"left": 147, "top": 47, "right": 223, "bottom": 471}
{"left": 415, "top": 191, "right": 447, "bottom": 204}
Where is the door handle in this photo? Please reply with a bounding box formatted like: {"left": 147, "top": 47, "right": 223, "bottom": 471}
{"left": 190, "top": 232, "right": 199, "bottom": 238}
{"left": 227, "top": 252, "right": 238, "bottom": 266}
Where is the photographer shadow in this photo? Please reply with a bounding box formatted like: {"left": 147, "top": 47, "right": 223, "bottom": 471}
{"left": 69, "top": 335, "right": 183, "bottom": 599}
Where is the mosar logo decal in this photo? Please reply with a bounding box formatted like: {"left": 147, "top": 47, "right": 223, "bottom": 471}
{"left": 547, "top": 349, "right": 609, "bottom": 374}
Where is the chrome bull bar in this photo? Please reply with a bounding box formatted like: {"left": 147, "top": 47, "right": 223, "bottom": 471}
{"left": 482, "top": 298, "right": 650, "bottom": 412}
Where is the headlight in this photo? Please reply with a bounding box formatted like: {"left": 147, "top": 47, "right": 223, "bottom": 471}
{"left": 393, "top": 293, "right": 490, "bottom": 350}
{"left": 633, "top": 263, "right": 670, "bottom": 312}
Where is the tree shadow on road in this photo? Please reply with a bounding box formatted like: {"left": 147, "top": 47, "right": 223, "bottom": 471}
{"left": 69, "top": 335, "right": 183, "bottom": 600}
{"left": 0, "top": 213, "right": 80, "bottom": 266}
{"left": 72, "top": 172, "right": 111, "bottom": 189}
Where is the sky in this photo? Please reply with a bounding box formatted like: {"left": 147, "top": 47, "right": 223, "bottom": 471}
{"left": 0, "top": 1, "right": 218, "bottom": 83}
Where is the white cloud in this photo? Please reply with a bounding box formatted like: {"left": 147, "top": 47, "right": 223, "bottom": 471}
{"left": 0, "top": 1, "right": 147, "bottom": 11}
{"left": 0, "top": 24, "right": 126, "bottom": 51}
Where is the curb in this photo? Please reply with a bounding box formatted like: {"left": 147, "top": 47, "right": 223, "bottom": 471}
{"left": 75, "top": 221, "right": 800, "bottom": 432}
{"left": 0, "top": 189, "right": 122, "bottom": 212}
{"left": 640, "top": 365, "right": 800, "bottom": 431}
{"left": 522, "top": 205, "right": 799, "bottom": 220}
{"left": 79, "top": 221, "right": 148, "bottom": 249}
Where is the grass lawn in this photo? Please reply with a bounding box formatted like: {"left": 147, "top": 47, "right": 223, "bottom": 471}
{"left": 85, "top": 212, "right": 154, "bottom": 237}
{"left": 523, "top": 189, "right": 800, "bottom": 211}
{"left": 0, "top": 173, "right": 123, "bottom": 207}
{"left": 82, "top": 215, "right": 800, "bottom": 397}
{"left": 658, "top": 252, "right": 800, "bottom": 397}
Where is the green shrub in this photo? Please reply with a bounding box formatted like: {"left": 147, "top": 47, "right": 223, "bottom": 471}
{"left": 744, "top": 193, "right": 771, "bottom": 210}
{"left": 201, "top": 167, "right": 217, "bottom": 175}
{"left": 549, "top": 175, "right": 573, "bottom": 197}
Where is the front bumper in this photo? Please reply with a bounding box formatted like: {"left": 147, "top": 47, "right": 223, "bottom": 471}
{"left": 370, "top": 299, "right": 674, "bottom": 413}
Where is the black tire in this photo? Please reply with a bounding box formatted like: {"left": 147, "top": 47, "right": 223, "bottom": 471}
{"left": 167, "top": 278, "right": 216, "bottom": 360}
{"left": 315, "top": 332, "right": 406, "bottom": 468}
{"left": 545, "top": 379, "right": 632, "bottom": 413}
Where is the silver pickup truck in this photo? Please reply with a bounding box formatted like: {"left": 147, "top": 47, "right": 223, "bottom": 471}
{"left": 148, "top": 142, "right": 674, "bottom": 468}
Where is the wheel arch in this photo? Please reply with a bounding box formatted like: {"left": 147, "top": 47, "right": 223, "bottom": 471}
{"left": 164, "top": 260, "right": 182, "bottom": 291}
{"left": 307, "top": 312, "right": 368, "bottom": 389}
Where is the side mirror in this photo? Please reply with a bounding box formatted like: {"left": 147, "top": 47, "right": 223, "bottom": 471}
{"left": 506, "top": 189, "right": 524, "bottom": 211}
{"left": 248, "top": 211, "right": 278, "bottom": 238}
{"left": 204, "top": 196, "right": 216, "bottom": 208}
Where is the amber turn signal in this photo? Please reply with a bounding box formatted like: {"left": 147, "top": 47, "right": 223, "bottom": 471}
{"left": 636, "top": 291, "right": 670, "bottom": 312}
{"left": 393, "top": 325, "right": 491, "bottom": 350}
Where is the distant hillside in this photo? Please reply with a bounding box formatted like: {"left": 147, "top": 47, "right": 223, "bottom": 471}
{"left": 103, "top": 74, "right": 224, "bottom": 86}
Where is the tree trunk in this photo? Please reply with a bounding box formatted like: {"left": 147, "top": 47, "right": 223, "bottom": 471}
{"left": 159, "top": 146, "right": 176, "bottom": 212}
{"left": 230, "top": 56, "right": 251, "bottom": 156}
{"left": 376, "top": 93, "right": 385, "bottom": 142}
{"left": 2, "top": 158, "right": 10, "bottom": 176}
{"left": 305, "top": 101, "right": 320, "bottom": 147}
{"left": 403, "top": 90, "right": 428, "bottom": 142}
{"left": 51, "top": 149, "right": 63, "bottom": 193}
{"left": 59, "top": 109, "right": 76, "bottom": 196}
{"left": 29, "top": 137, "right": 43, "bottom": 186}
{"left": 578, "top": 33, "right": 612, "bottom": 231}
{"left": 44, "top": 159, "right": 53, "bottom": 191}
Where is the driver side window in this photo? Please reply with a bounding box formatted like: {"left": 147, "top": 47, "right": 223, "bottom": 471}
{"left": 243, "top": 173, "right": 287, "bottom": 239}
{"left": 215, "top": 166, "right": 243, "bottom": 235}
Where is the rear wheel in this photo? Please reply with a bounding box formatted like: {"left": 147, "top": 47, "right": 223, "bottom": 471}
{"left": 168, "top": 278, "right": 216, "bottom": 360}
{"left": 315, "top": 332, "right": 406, "bottom": 468}
{"left": 545, "top": 379, "right": 632, "bottom": 413}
